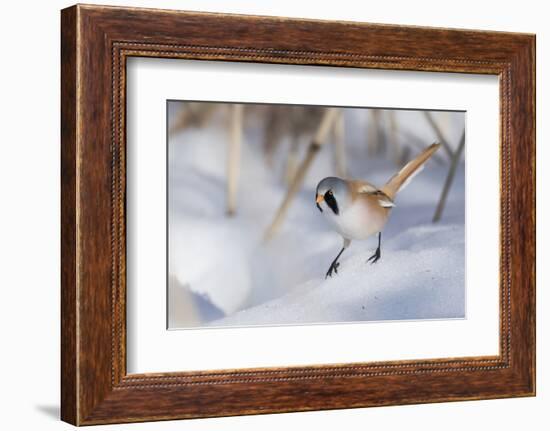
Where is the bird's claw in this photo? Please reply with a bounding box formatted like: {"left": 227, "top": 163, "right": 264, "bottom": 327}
{"left": 367, "top": 249, "right": 381, "bottom": 264}
{"left": 325, "top": 261, "right": 340, "bottom": 278}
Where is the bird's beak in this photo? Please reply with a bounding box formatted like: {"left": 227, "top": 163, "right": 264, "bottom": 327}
{"left": 316, "top": 194, "right": 324, "bottom": 212}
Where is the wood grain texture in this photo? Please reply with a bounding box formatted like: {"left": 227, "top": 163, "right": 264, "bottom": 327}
{"left": 60, "top": 4, "right": 536, "bottom": 425}
{"left": 60, "top": 5, "right": 78, "bottom": 425}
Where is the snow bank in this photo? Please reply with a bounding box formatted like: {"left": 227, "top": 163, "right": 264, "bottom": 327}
{"left": 209, "top": 223, "right": 465, "bottom": 326}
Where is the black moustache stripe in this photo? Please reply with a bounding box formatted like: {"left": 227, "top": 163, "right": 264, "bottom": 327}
{"left": 324, "top": 192, "right": 339, "bottom": 215}
{"left": 316, "top": 202, "right": 323, "bottom": 212}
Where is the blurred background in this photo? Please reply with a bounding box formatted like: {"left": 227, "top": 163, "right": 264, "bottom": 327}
{"left": 167, "top": 101, "right": 466, "bottom": 329}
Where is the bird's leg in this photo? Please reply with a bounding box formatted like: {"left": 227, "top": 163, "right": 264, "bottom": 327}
{"left": 367, "top": 232, "right": 382, "bottom": 264}
{"left": 326, "top": 238, "right": 350, "bottom": 278}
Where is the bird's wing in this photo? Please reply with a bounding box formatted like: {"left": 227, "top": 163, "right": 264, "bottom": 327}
{"left": 351, "top": 180, "right": 395, "bottom": 208}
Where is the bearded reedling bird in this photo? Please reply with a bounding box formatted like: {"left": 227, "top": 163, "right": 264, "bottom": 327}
{"left": 315, "top": 143, "right": 441, "bottom": 278}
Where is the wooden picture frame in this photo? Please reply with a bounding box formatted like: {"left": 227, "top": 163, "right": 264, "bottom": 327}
{"left": 61, "top": 4, "right": 535, "bottom": 425}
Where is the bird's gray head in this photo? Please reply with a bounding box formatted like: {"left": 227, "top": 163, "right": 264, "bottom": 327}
{"left": 315, "top": 177, "right": 350, "bottom": 216}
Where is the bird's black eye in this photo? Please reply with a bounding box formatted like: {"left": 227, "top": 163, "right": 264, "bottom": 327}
{"left": 324, "top": 190, "right": 339, "bottom": 215}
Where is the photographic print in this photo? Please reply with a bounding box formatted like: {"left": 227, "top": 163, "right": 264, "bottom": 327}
{"left": 61, "top": 6, "right": 535, "bottom": 423}
{"left": 167, "top": 101, "right": 465, "bottom": 329}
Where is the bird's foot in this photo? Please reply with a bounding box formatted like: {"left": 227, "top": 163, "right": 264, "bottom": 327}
{"left": 325, "top": 261, "right": 340, "bottom": 278}
{"left": 367, "top": 248, "right": 381, "bottom": 264}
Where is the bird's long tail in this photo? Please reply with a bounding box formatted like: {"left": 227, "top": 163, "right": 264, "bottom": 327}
{"left": 381, "top": 143, "right": 441, "bottom": 199}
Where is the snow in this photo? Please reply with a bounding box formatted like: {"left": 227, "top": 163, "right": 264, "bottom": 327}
{"left": 210, "top": 223, "right": 465, "bottom": 326}
{"left": 168, "top": 103, "right": 466, "bottom": 328}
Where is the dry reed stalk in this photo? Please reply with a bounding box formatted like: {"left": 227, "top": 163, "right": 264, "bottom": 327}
{"left": 284, "top": 134, "right": 300, "bottom": 185}
{"left": 367, "top": 109, "right": 382, "bottom": 155}
{"left": 423, "top": 111, "right": 453, "bottom": 158}
{"left": 397, "top": 130, "right": 446, "bottom": 165}
{"left": 433, "top": 128, "right": 465, "bottom": 222}
{"left": 226, "top": 104, "right": 244, "bottom": 216}
{"left": 263, "top": 108, "right": 340, "bottom": 241}
{"left": 387, "top": 110, "right": 402, "bottom": 166}
{"left": 333, "top": 110, "right": 347, "bottom": 177}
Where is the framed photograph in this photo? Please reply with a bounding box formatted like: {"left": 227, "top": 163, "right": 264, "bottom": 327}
{"left": 61, "top": 4, "right": 535, "bottom": 425}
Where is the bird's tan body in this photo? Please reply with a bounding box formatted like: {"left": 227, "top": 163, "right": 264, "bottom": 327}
{"left": 324, "top": 181, "right": 391, "bottom": 240}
